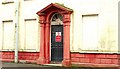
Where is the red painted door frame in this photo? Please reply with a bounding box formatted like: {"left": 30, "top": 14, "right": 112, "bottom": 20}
{"left": 36, "top": 3, "right": 73, "bottom": 66}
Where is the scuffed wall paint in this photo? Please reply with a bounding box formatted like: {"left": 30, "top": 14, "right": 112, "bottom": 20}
{"left": 0, "top": 0, "right": 119, "bottom": 53}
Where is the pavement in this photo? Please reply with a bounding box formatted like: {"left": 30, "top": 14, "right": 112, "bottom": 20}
{"left": 2, "top": 62, "right": 53, "bottom": 67}
{"left": 1, "top": 62, "right": 79, "bottom": 69}
{"left": 1, "top": 62, "right": 60, "bottom": 69}
{"left": 1, "top": 62, "right": 118, "bottom": 69}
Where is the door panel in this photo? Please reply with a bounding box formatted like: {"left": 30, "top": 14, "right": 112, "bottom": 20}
{"left": 51, "top": 25, "right": 63, "bottom": 62}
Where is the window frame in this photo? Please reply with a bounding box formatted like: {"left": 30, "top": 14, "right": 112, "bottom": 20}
{"left": 2, "top": 0, "right": 14, "bottom": 4}
{"left": 2, "top": 20, "right": 15, "bottom": 51}
{"left": 81, "top": 14, "right": 99, "bottom": 51}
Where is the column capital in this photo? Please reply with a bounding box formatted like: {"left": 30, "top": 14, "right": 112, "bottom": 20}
{"left": 39, "top": 15, "right": 46, "bottom": 24}
{"left": 45, "top": 21, "right": 50, "bottom": 24}
{"left": 63, "top": 13, "right": 71, "bottom": 24}
{"left": 63, "top": 22, "right": 70, "bottom": 26}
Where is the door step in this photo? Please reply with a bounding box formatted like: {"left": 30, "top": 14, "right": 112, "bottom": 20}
{"left": 50, "top": 61, "right": 61, "bottom": 64}
{"left": 43, "top": 64, "right": 62, "bottom": 66}
{"left": 43, "top": 61, "right": 62, "bottom": 66}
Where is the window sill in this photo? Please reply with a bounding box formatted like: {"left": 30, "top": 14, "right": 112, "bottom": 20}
{"left": 71, "top": 51, "right": 119, "bottom": 54}
{"left": 2, "top": 1, "right": 14, "bottom": 4}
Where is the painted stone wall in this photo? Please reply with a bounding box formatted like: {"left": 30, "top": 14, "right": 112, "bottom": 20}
{"left": 66, "top": 0, "right": 118, "bottom": 53}
{"left": 0, "top": 0, "right": 119, "bottom": 53}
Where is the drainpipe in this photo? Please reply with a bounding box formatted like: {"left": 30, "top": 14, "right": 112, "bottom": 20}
{"left": 14, "top": 0, "right": 19, "bottom": 63}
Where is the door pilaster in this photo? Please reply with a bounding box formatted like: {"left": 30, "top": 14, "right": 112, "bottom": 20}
{"left": 37, "top": 15, "right": 46, "bottom": 64}
{"left": 62, "top": 13, "right": 71, "bottom": 67}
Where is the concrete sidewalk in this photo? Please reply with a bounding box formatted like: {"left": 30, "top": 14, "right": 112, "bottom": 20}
{"left": 2, "top": 62, "right": 52, "bottom": 67}
{"left": 1, "top": 62, "right": 118, "bottom": 69}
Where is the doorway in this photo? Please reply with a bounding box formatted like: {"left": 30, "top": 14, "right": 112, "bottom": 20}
{"left": 51, "top": 13, "right": 63, "bottom": 62}
{"left": 36, "top": 3, "right": 72, "bottom": 66}
{"left": 51, "top": 25, "right": 63, "bottom": 62}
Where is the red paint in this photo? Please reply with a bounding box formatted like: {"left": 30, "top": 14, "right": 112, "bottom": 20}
{"left": 37, "top": 3, "right": 73, "bottom": 66}
{"left": 71, "top": 58, "right": 79, "bottom": 62}
{"left": 62, "top": 13, "right": 72, "bottom": 67}
{"left": 71, "top": 53, "right": 120, "bottom": 66}
{"left": 55, "top": 35, "right": 61, "bottom": 42}
{"left": 95, "top": 59, "right": 101, "bottom": 64}
{"left": 89, "top": 58, "right": 95, "bottom": 63}
{"left": 76, "top": 54, "right": 85, "bottom": 58}
{"left": 105, "top": 54, "right": 118, "bottom": 58}
{"left": 37, "top": 18, "right": 46, "bottom": 64}
{"left": 111, "top": 59, "right": 118, "bottom": 64}
{"left": 1, "top": 51, "right": 39, "bottom": 63}
{"left": 45, "top": 23, "right": 50, "bottom": 64}
{"left": 1, "top": 51, "right": 120, "bottom": 67}
{"left": 96, "top": 54, "right": 106, "bottom": 58}
{"left": 3, "top": 3, "right": 119, "bottom": 68}
{"left": 1, "top": 59, "right": 14, "bottom": 62}
{"left": 100, "top": 59, "right": 111, "bottom": 64}
{"left": 55, "top": 32, "right": 61, "bottom": 42}
{"left": 85, "top": 54, "right": 95, "bottom": 58}
{"left": 80, "top": 58, "right": 90, "bottom": 63}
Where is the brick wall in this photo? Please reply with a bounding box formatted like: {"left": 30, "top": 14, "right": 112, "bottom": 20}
{"left": 1, "top": 51, "right": 39, "bottom": 62}
{"left": 71, "top": 53, "right": 119, "bottom": 64}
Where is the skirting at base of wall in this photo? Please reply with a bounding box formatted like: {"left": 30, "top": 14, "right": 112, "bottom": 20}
{"left": 71, "top": 52, "right": 120, "bottom": 67}
{"left": 71, "top": 62, "right": 119, "bottom": 68}
{"left": 1, "top": 51, "right": 39, "bottom": 63}
{"left": 1, "top": 51, "right": 120, "bottom": 67}
{"left": 1, "top": 59, "right": 14, "bottom": 62}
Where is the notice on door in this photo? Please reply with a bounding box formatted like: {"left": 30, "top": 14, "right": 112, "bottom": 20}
{"left": 55, "top": 32, "right": 61, "bottom": 42}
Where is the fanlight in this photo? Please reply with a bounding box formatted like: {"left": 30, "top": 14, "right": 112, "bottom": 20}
{"left": 51, "top": 13, "right": 63, "bottom": 25}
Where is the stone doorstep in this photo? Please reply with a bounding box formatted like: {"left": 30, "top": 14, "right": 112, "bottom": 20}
{"left": 43, "top": 64, "right": 62, "bottom": 67}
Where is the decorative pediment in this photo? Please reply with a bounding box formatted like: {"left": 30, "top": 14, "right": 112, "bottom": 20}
{"left": 37, "top": 3, "right": 73, "bottom": 15}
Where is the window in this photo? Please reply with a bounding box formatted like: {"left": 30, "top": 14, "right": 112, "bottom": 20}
{"left": 82, "top": 14, "right": 99, "bottom": 51}
{"left": 24, "top": 19, "right": 39, "bottom": 51}
{"left": 51, "top": 13, "right": 63, "bottom": 25}
{"left": 2, "top": 20, "right": 15, "bottom": 51}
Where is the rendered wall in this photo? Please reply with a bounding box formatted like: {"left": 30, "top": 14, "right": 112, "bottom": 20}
{"left": 0, "top": 0, "right": 119, "bottom": 53}
{"left": 65, "top": 0, "right": 119, "bottom": 53}
{"left": 31, "top": 0, "right": 119, "bottom": 53}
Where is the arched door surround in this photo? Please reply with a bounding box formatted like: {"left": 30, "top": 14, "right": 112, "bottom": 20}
{"left": 36, "top": 3, "right": 73, "bottom": 66}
